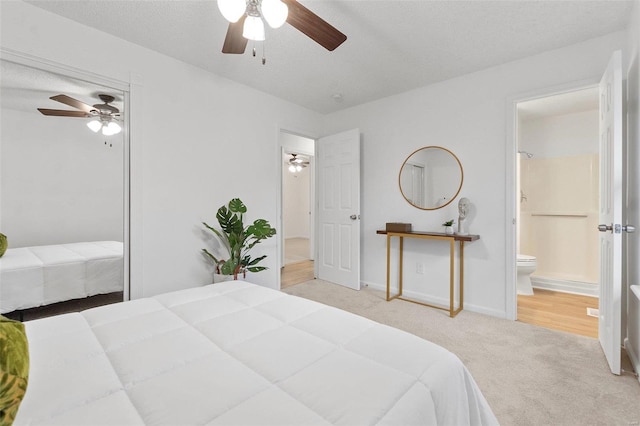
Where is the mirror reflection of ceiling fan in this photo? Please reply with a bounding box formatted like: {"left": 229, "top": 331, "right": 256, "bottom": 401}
{"left": 218, "top": 0, "right": 346, "bottom": 63}
{"left": 286, "top": 153, "right": 309, "bottom": 172}
{"left": 37, "top": 94, "right": 123, "bottom": 136}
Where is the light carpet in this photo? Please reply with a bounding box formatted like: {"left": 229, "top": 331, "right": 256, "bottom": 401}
{"left": 283, "top": 279, "right": 640, "bottom": 426}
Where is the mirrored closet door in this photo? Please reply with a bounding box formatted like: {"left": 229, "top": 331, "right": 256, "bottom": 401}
{"left": 0, "top": 59, "right": 128, "bottom": 320}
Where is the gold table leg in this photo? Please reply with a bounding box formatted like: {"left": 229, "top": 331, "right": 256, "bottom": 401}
{"left": 399, "top": 237, "right": 404, "bottom": 297}
{"left": 384, "top": 232, "right": 467, "bottom": 317}
{"left": 449, "top": 239, "right": 454, "bottom": 316}
{"left": 386, "top": 234, "right": 391, "bottom": 301}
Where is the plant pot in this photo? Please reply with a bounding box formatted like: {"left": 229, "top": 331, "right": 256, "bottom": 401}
{"left": 444, "top": 226, "right": 454, "bottom": 235}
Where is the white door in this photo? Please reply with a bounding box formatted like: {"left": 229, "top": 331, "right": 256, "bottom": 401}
{"left": 317, "top": 129, "right": 360, "bottom": 290}
{"left": 598, "top": 50, "right": 624, "bottom": 375}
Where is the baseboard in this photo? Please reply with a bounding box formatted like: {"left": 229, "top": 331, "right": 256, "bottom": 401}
{"left": 624, "top": 338, "right": 640, "bottom": 384}
{"left": 362, "top": 281, "right": 507, "bottom": 319}
{"left": 531, "top": 276, "right": 598, "bottom": 297}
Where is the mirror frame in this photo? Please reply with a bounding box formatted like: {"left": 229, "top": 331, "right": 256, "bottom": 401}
{"left": 398, "top": 146, "right": 464, "bottom": 210}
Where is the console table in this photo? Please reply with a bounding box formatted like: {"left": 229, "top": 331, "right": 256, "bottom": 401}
{"left": 377, "top": 230, "right": 480, "bottom": 317}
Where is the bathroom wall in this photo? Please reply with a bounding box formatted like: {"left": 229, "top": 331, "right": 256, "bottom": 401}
{"left": 519, "top": 108, "right": 599, "bottom": 295}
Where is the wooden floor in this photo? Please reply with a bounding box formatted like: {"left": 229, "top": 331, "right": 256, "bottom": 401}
{"left": 281, "top": 260, "right": 314, "bottom": 289}
{"left": 517, "top": 289, "right": 599, "bottom": 338}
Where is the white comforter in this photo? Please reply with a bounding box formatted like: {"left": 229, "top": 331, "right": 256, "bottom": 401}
{"left": 0, "top": 241, "right": 123, "bottom": 314}
{"left": 16, "top": 280, "right": 498, "bottom": 425}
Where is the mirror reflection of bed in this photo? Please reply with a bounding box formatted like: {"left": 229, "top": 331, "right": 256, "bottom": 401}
{"left": 0, "top": 60, "right": 126, "bottom": 321}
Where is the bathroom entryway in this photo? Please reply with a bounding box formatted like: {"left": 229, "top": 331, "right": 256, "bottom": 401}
{"left": 515, "top": 86, "right": 600, "bottom": 338}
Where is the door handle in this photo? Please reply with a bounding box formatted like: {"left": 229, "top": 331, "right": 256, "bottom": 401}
{"left": 598, "top": 224, "right": 636, "bottom": 233}
{"left": 350, "top": 214, "right": 360, "bottom": 220}
{"left": 598, "top": 224, "right": 613, "bottom": 232}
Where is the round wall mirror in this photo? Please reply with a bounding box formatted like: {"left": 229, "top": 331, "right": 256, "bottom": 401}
{"left": 398, "top": 146, "right": 463, "bottom": 210}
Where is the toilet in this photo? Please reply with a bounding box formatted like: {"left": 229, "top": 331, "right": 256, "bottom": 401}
{"left": 517, "top": 254, "right": 537, "bottom": 295}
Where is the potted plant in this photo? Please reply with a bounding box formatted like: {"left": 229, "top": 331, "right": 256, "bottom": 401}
{"left": 442, "top": 219, "right": 455, "bottom": 235}
{"left": 202, "top": 198, "right": 276, "bottom": 281}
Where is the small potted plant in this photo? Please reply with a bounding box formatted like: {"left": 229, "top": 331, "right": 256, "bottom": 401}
{"left": 442, "top": 219, "right": 455, "bottom": 235}
{"left": 202, "top": 198, "right": 276, "bottom": 282}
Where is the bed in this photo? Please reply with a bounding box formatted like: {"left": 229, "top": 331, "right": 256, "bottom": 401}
{"left": 11, "top": 280, "right": 498, "bottom": 425}
{"left": 0, "top": 241, "right": 124, "bottom": 314}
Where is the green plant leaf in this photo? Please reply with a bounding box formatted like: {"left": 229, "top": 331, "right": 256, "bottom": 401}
{"left": 220, "top": 258, "right": 239, "bottom": 275}
{"left": 247, "top": 219, "right": 276, "bottom": 239}
{"left": 228, "top": 198, "right": 247, "bottom": 214}
{"left": 203, "top": 222, "right": 231, "bottom": 254}
{"left": 246, "top": 255, "right": 267, "bottom": 266}
{"left": 202, "top": 248, "right": 220, "bottom": 264}
{"left": 247, "top": 266, "right": 268, "bottom": 273}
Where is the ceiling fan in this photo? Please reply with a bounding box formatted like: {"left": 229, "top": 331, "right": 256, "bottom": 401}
{"left": 287, "top": 153, "right": 309, "bottom": 172}
{"left": 37, "top": 94, "right": 123, "bottom": 135}
{"left": 219, "top": 0, "right": 347, "bottom": 56}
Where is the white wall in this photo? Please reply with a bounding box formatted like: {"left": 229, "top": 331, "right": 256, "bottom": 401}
{"left": 283, "top": 166, "right": 310, "bottom": 239}
{"left": 322, "top": 31, "right": 627, "bottom": 317}
{"left": 0, "top": 1, "right": 323, "bottom": 297}
{"left": 280, "top": 132, "right": 314, "bottom": 156}
{"left": 0, "top": 106, "right": 123, "bottom": 247}
{"left": 519, "top": 109, "right": 599, "bottom": 157}
{"left": 625, "top": 0, "right": 640, "bottom": 382}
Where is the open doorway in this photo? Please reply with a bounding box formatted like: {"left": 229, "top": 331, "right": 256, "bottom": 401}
{"left": 514, "top": 87, "right": 600, "bottom": 338}
{"left": 280, "top": 131, "right": 315, "bottom": 288}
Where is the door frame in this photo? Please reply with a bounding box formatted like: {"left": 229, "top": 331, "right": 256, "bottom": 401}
{"left": 505, "top": 78, "right": 599, "bottom": 320}
{"left": 0, "top": 47, "right": 134, "bottom": 301}
{"left": 276, "top": 126, "right": 319, "bottom": 290}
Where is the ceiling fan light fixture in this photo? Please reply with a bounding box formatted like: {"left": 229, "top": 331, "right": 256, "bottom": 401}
{"left": 87, "top": 119, "right": 102, "bottom": 133}
{"left": 288, "top": 164, "right": 296, "bottom": 173}
{"left": 243, "top": 15, "right": 265, "bottom": 41}
{"left": 261, "top": 0, "right": 288, "bottom": 28}
{"left": 102, "top": 121, "right": 122, "bottom": 136}
{"left": 218, "top": 0, "right": 246, "bottom": 23}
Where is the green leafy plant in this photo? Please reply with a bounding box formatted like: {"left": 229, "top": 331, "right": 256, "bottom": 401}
{"left": 0, "top": 232, "right": 7, "bottom": 257}
{"left": 202, "top": 198, "right": 276, "bottom": 279}
{"left": 442, "top": 219, "right": 455, "bottom": 227}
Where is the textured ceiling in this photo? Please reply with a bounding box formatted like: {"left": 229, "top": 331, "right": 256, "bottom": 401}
{"left": 21, "top": 0, "right": 635, "bottom": 114}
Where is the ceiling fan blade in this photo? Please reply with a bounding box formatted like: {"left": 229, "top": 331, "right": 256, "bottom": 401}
{"left": 222, "top": 15, "right": 248, "bottom": 54}
{"left": 50, "top": 94, "right": 95, "bottom": 113}
{"left": 37, "top": 108, "right": 92, "bottom": 117}
{"left": 282, "top": 0, "right": 347, "bottom": 51}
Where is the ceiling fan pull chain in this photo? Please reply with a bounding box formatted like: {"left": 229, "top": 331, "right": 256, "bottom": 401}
{"left": 262, "top": 42, "right": 266, "bottom": 65}
{"left": 252, "top": 42, "right": 256, "bottom": 57}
